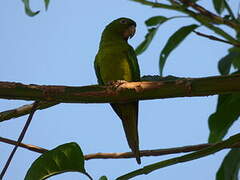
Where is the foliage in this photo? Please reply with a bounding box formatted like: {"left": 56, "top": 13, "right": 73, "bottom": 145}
{"left": 24, "top": 143, "right": 92, "bottom": 180}
{"left": 216, "top": 148, "right": 240, "bottom": 180}
{"left": 22, "top": 0, "right": 49, "bottom": 16}
{"left": 159, "top": 24, "right": 198, "bottom": 75}
{"left": 2, "top": 0, "right": 240, "bottom": 179}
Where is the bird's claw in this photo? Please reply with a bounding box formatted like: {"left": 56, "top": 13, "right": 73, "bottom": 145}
{"left": 107, "top": 80, "right": 128, "bottom": 91}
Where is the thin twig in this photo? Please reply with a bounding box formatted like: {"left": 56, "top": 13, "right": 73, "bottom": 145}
{"left": 84, "top": 142, "right": 240, "bottom": 160}
{"left": 178, "top": 0, "right": 240, "bottom": 31}
{"left": 224, "top": 0, "right": 236, "bottom": 21}
{"left": 0, "top": 101, "right": 58, "bottom": 122}
{"left": 116, "top": 133, "right": 240, "bottom": 179}
{"left": 134, "top": 0, "right": 240, "bottom": 31}
{"left": 194, "top": 30, "right": 240, "bottom": 47}
{"left": 1, "top": 136, "right": 240, "bottom": 160}
{"left": 0, "top": 101, "right": 39, "bottom": 179}
{"left": 132, "top": 0, "right": 240, "bottom": 43}
{"left": 0, "top": 136, "right": 48, "bottom": 154}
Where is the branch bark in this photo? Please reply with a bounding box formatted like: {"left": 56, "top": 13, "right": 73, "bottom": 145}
{"left": 179, "top": 0, "right": 240, "bottom": 31}
{"left": 1, "top": 136, "right": 240, "bottom": 160}
{"left": 0, "top": 74, "right": 240, "bottom": 122}
{"left": 0, "top": 102, "right": 58, "bottom": 122}
{"left": 132, "top": 0, "right": 239, "bottom": 44}
{"left": 117, "top": 133, "right": 240, "bottom": 179}
{"left": 0, "top": 136, "right": 48, "bottom": 153}
{"left": 1, "top": 74, "right": 240, "bottom": 121}
{"left": 1, "top": 74, "right": 240, "bottom": 103}
{"left": 194, "top": 30, "right": 240, "bottom": 47}
{"left": 132, "top": 0, "right": 240, "bottom": 32}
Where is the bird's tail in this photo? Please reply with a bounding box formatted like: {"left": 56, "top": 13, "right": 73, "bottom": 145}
{"left": 110, "top": 102, "right": 141, "bottom": 164}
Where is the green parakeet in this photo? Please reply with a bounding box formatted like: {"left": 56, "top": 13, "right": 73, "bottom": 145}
{"left": 94, "top": 17, "right": 141, "bottom": 164}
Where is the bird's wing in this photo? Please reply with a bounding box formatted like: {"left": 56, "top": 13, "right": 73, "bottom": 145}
{"left": 94, "top": 54, "right": 104, "bottom": 85}
{"left": 127, "top": 46, "right": 140, "bottom": 81}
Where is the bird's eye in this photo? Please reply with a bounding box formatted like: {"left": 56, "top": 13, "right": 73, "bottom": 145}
{"left": 120, "top": 19, "right": 128, "bottom": 24}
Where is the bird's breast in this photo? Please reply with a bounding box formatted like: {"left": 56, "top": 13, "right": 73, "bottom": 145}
{"left": 98, "top": 49, "right": 133, "bottom": 84}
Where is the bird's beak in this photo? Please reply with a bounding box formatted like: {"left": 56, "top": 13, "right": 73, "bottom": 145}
{"left": 123, "top": 25, "right": 136, "bottom": 40}
{"left": 129, "top": 25, "right": 136, "bottom": 39}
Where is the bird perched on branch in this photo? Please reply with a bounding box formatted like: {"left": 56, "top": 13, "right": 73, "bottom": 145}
{"left": 94, "top": 17, "right": 141, "bottom": 164}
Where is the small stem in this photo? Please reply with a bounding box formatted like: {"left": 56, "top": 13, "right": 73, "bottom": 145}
{"left": 0, "top": 101, "right": 39, "bottom": 179}
{"left": 84, "top": 172, "right": 93, "bottom": 180}
{"left": 0, "top": 136, "right": 48, "bottom": 154}
{"left": 224, "top": 0, "right": 236, "bottom": 20}
{"left": 116, "top": 133, "right": 240, "bottom": 180}
{"left": 194, "top": 30, "right": 240, "bottom": 47}
{"left": 2, "top": 136, "right": 240, "bottom": 160}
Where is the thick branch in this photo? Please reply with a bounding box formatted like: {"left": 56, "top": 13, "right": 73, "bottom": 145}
{"left": 1, "top": 136, "right": 240, "bottom": 160}
{"left": 1, "top": 74, "right": 240, "bottom": 104}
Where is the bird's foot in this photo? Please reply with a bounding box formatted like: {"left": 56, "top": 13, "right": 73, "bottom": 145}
{"left": 107, "top": 80, "right": 128, "bottom": 87}
{"left": 107, "top": 80, "right": 128, "bottom": 91}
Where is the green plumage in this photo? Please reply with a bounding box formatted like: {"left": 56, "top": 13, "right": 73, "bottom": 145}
{"left": 94, "top": 17, "right": 141, "bottom": 164}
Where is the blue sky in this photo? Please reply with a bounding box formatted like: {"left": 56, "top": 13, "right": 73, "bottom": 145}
{"left": 0, "top": 0, "right": 239, "bottom": 179}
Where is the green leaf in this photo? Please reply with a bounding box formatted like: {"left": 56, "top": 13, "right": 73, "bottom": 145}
{"left": 209, "top": 70, "right": 240, "bottom": 143}
{"left": 99, "top": 176, "right": 108, "bottom": 180}
{"left": 135, "top": 16, "right": 189, "bottom": 56}
{"left": 44, "top": 0, "right": 50, "bottom": 10}
{"left": 236, "top": 32, "right": 240, "bottom": 41}
{"left": 135, "top": 27, "right": 159, "bottom": 55}
{"left": 135, "top": 16, "right": 169, "bottom": 55}
{"left": 216, "top": 148, "right": 240, "bottom": 180}
{"left": 208, "top": 94, "right": 240, "bottom": 143}
{"left": 218, "top": 53, "right": 234, "bottom": 75}
{"left": 22, "top": 0, "right": 40, "bottom": 17}
{"left": 209, "top": 25, "right": 237, "bottom": 43}
{"left": 229, "top": 47, "right": 240, "bottom": 69}
{"left": 159, "top": 24, "right": 198, "bottom": 76}
{"left": 218, "top": 47, "right": 240, "bottom": 75}
{"left": 145, "top": 16, "right": 168, "bottom": 27}
{"left": 24, "top": 142, "right": 92, "bottom": 180}
{"left": 213, "top": 0, "right": 225, "bottom": 14}
{"left": 195, "top": 15, "right": 237, "bottom": 43}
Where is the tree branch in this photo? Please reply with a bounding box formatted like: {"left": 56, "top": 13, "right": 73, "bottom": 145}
{"left": 1, "top": 74, "right": 240, "bottom": 122}
{"left": 1, "top": 136, "right": 240, "bottom": 160}
{"left": 1, "top": 74, "right": 240, "bottom": 103}
{"left": 0, "top": 102, "right": 58, "bottom": 122}
{"left": 131, "top": 0, "right": 182, "bottom": 11}
{"left": 132, "top": 0, "right": 240, "bottom": 32}
{"left": 117, "top": 133, "right": 240, "bottom": 179}
{"left": 0, "top": 136, "right": 48, "bottom": 154}
{"left": 179, "top": 0, "right": 239, "bottom": 28}
{"left": 132, "top": 0, "right": 240, "bottom": 44}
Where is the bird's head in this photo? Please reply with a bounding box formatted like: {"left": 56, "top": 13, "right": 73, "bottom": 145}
{"left": 103, "top": 17, "right": 137, "bottom": 41}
